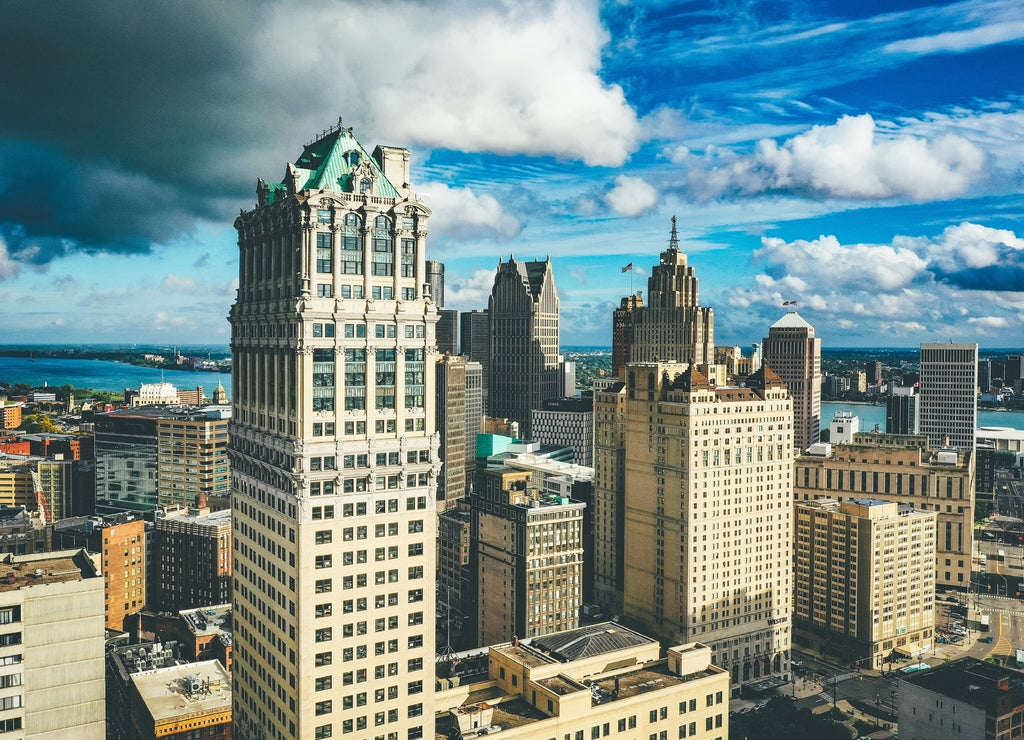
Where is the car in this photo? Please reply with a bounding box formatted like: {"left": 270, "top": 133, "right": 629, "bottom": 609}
{"left": 980, "top": 636, "right": 995, "bottom": 643}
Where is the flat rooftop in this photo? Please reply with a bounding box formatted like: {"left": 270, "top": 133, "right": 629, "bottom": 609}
{"left": 0, "top": 550, "right": 96, "bottom": 592}
{"left": 131, "top": 659, "right": 231, "bottom": 723}
{"left": 181, "top": 604, "right": 232, "bottom": 638}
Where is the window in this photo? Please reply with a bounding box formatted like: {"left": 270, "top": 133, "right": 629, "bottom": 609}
{"left": 316, "top": 579, "right": 333, "bottom": 594}
{"left": 0, "top": 608, "right": 19, "bottom": 625}
{"left": 316, "top": 652, "right": 332, "bottom": 667}
{"left": 318, "top": 209, "right": 332, "bottom": 223}
{"left": 315, "top": 724, "right": 333, "bottom": 739}
{"left": 316, "top": 676, "right": 333, "bottom": 691}
{"left": 315, "top": 628, "right": 332, "bottom": 642}
{"left": 316, "top": 531, "right": 332, "bottom": 545}
{"left": 317, "top": 284, "right": 333, "bottom": 297}
{"left": 315, "top": 555, "right": 332, "bottom": 569}
{"left": 316, "top": 700, "right": 333, "bottom": 715}
{"left": 317, "top": 232, "right": 333, "bottom": 273}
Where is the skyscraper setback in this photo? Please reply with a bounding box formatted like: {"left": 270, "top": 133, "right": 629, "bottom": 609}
{"left": 229, "top": 122, "right": 436, "bottom": 740}
{"left": 487, "top": 257, "right": 560, "bottom": 438}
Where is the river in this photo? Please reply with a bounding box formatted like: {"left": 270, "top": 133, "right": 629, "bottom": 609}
{"left": 822, "top": 401, "right": 1024, "bottom": 433}
{"left": 0, "top": 356, "right": 231, "bottom": 400}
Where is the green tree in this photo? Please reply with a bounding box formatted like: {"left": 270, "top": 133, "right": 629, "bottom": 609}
{"left": 19, "top": 414, "right": 59, "bottom": 434}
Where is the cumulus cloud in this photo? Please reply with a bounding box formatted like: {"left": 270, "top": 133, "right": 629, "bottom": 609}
{"left": 604, "top": 175, "right": 658, "bottom": 217}
{"left": 683, "top": 114, "right": 985, "bottom": 202}
{"left": 418, "top": 183, "right": 521, "bottom": 242}
{"left": 445, "top": 267, "right": 498, "bottom": 312}
{"left": 724, "top": 221, "right": 1024, "bottom": 344}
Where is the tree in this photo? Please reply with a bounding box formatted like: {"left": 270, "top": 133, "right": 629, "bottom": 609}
{"left": 19, "top": 414, "right": 59, "bottom": 434}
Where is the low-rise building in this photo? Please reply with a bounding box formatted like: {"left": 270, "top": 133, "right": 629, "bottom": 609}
{"left": 899, "top": 657, "right": 1024, "bottom": 740}
{"left": 125, "top": 659, "right": 232, "bottom": 739}
{"left": 436, "top": 623, "right": 729, "bottom": 740}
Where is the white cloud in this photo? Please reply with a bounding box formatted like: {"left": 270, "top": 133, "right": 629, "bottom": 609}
{"left": 445, "top": 267, "right": 498, "bottom": 312}
{"left": 685, "top": 114, "right": 985, "bottom": 201}
{"left": 418, "top": 183, "right": 521, "bottom": 242}
{"left": 604, "top": 175, "right": 658, "bottom": 217}
{"left": 269, "top": 0, "right": 641, "bottom": 167}
{"left": 0, "top": 237, "right": 20, "bottom": 281}
{"left": 884, "top": 21, "right": 1024, "bottom": 55}
{"left": 967, "top": 316, "right": 1011, "bottom": 329}
{"left": 163, "top": 275, "right": 198, "bottom": 291}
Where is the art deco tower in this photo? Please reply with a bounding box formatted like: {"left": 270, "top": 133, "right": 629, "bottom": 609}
{"left": 762, "top": 311, "right": 821, "bottom": 453}
{"left": 628, "top": 217, "right": 714, "bottom": 366}
{"left": 487, "top": 257, "right": 560, "bottom": 438}
{"left": 229, "top": 122, "right": 438, "bottom": 740}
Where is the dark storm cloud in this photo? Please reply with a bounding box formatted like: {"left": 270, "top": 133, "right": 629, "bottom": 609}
{"left": 0, "top": 0, "right": 289, "bottom": 264}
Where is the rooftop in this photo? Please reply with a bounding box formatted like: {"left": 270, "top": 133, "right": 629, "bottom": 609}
{"left": 770, "top": 311, "right": 815, "bottom": 330}
{"left": 131, "top": 659, "right": 231, "bottom": 724}
{"left": 181, "top": 604, "right": 232, "bottom": 639}
{"left": 903, "top": 657, "right": 1024, "bottom": 711}
{"left": 0, "top": 549, "right": 97, "bottom": 592}
{"left": 528, "top": 622, "right": 654, "bottom": 662}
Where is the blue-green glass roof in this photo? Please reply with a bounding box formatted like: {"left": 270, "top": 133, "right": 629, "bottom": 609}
{"left": 292, "top": 127, "right": 400, "bottom": 198}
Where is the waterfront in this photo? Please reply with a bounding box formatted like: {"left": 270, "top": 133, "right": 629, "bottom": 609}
{"left": 822, "top": 401, "right": 1024, "bottom": 433}
{"left": 0, "top": 356, "right": 231, "bottom": 400}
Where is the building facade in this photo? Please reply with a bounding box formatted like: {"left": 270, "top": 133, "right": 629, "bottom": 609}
{"left": 529, "top": 396, "right": 594, "bottom": 466}
{"left": 487, "top": 257, "right": 560, "bottom": 439}
{"left": 0, "top": 550, "right": 105, "bottom": 738}
{"left": 436, "top": 355, "right": 468, "bottom": 509}
{"left": 794, "top": 435, "right": 975, "bottom": 590}
{"left": 919, "top": 342, "right": 979, "bottom": 452}
{"left": 472, "top": 468, "right": 584, "bottom": 647}
{"left": 793, "top": 499, "right": 936, "bottom": 668}
{"left": 154, "top": 507, "right": 232, "bottom": 613}
{"left": 886, "top": 388, "right": 919, "bottom": 435}
{"left": 595, "top": 364, "right": 794, "bottom": 692}
{"left": 460, "top": 309, "right": 489, "bottom": 415}
{"left": 762, "top": 311, "right": 821, "bottom": 453}
{"left": 229, "top": 122, "right": 438, "bottom": 740}
{"left": 611, "top": 294, "right": 642, "bottom": 378}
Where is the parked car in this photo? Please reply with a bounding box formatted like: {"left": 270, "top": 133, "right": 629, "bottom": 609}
{"left": 980, "top": 636, "right": 995, "bottom": 643}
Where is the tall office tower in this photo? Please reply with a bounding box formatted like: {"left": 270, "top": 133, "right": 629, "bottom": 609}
{"left": 1006, "top": 354, "right": 1023, "bottom": 387}
{"left": 471, "top": 468, "right": 584, "bottom": 646}
{"left": 978, "top": 358, "right": 992, "bottom": 393}
{"left": 464, "top": 362, "right": 483, "bottom": 486}
{"left": 865, "top": 360, "right": 883, "bottom": 386}
{"left": 919, "top": 343, "right": 978, "bottom": 452}
{"left": 794, "top": 435, "right": 975, "bottom": 590}
{"left": 487, "top": 257, "right": 560, "bottom": 438}
{"left": 762, "top": 311, "right": 821, "bottom": 452}
{"left": 0, "top": 550, "right": 105, "bottom": 738}
{"left": 461, "top": 309, "right": 489, "bottom": 414}
{"left": 886, "top": 387, "right": 919, "bottom": 434}
{"left": 229, "top": 122, "right": 437, "bottom": 740}
{"left": 436, "top": 309, "right": 459, "bottom": 355}
{"left": 629, "top": 218, "right": 714, "bottom": 365}
{"left": 592, "top": 381, "right": 628, "bottom": 615}
{"left": 793, "top": 499, "right": 935, "bottom": 668}
{"left": 611, "top": 294, "right": 642, "bottom": 377}
{"left": 426, "top": 259, "right": 445, "bottom": 307}
{"left": 154, "top": 507, "right": 232, "bottom": 612}
{"left": 436, "top": 355, "right": 468, "bottom": 509}
{"left": 849, "top": 370, "right": 867, "bottom": 393}
{"left": 595, "top": 364, "right": 794, "bottom": 692}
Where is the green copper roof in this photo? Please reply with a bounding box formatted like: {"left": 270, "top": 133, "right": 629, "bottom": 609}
{"left": 290, "top": 126, "right": 400, "bottom": 199}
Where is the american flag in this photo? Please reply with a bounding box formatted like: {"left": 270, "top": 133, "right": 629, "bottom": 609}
{"left": 783, "top": 300, "right": 797, "bottom": 306}
{"left": 622, "top": 262, "right": 633, "bottom": 273}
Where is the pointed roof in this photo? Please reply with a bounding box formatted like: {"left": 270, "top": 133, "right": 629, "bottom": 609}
{"left": 747, "top": 364, "right": 787, "bottom": 390}
{"left": 770, "top": 311, "right": 814, "bottom": 330}
{"left": 670, "top": 365, "right": 712, "bottom": 392}
{"left": 266, "top": 122, "right": 400, "bottom": 202}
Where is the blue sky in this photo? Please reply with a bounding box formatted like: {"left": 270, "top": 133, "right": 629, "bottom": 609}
{"left": 1, "top": 0, "right": 1023, "bottom": 348}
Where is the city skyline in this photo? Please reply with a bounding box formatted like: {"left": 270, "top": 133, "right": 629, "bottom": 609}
{"left": 1, "top": 0, "right": 1024, "bottom": 348}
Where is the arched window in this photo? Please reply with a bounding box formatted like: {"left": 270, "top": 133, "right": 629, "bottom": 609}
{"left": 374, "top": 215, "right": 391, "bottom": 230}
{"left": 343, "top": 212, "right": 362, "bottom": 227}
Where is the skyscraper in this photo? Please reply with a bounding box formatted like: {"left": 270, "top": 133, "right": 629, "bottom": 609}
{"left": 229, "top": 122, "right": 437, "bottom": 740}
{"left": 436, "top": 354, "right": 468, "bottom": 509}
{"left": 762, "top": 311, "right": 822, "bottom": 452}
{"left": 487, "top": 257, "right": 560, "bottom": 438}
{"left": 886, "top": 387, "right": 919, "bottom": 435}
{"left": 611, "top": 293, "right": 642, "bottom": 377}
{"left": 426, "top": 259, "right": 445, "bottom": 307}
{"left": 595, "top": 364, "right": 794, "bottom": 692}
{"left": 461, "top": 309, "right": 489, "bottom": 414}
{"left": 919, "top": 343, "right": 978, "bottom": 451}
{"left": 629, "top": 217, "right": 714, "bottom": 366}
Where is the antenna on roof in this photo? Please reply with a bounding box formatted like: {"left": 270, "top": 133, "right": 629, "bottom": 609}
{"left": 668, "top": 215, "right": 679, "bottom": 251}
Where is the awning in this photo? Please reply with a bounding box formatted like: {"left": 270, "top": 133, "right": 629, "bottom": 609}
{"left": 893, "top": 644, "right": 921, "bottom": 657}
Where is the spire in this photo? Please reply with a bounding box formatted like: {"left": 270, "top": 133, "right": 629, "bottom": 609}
{"left": 668, "top": 215, "right": 679, "bottom": 252}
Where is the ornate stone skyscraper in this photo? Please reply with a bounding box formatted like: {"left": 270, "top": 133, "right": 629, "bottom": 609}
{"left": 229, "top": 121, "right": 438, "bottom": 740}
{"left": 762, "top": 311, "right": 821, "bottom": 453}
{"left": 628, "top": 217, "right": 714, "bottom": 366}
{"left": 487, "top": 257, "right": 560, "bottom": 438}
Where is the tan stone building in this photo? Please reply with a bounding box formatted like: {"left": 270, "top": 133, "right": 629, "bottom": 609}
{"left": 0, "top": 549, "right": 105, "bottom": 738}
{"left": 793, "top": 498, "right": 936, "bottom": 668}
{"left": 436, "top": 623, "right": 729, "bottom": 740}
{"left": 794, "top": 434, "right": 975, "bottom": 590}
{"left": 230, "top": 122, "right": 438, "bottom": 740}
{"left": 595, "top": 363, "right": 794, "bottom": 692}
